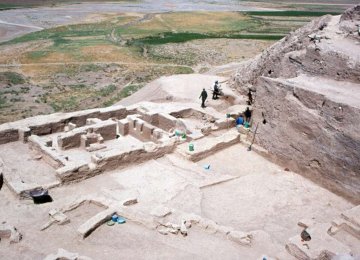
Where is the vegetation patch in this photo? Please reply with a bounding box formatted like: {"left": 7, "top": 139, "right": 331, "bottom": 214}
{"left": 0, "top": 95, "right": 7, "bottom": 108}
{"left": 103, "top": 84, "right": 143, "bottom": 106}
{"left": 80, "top": 64, "right": 103, "bottom": 72}
{"left": 0, "top": 3, "right": 20, "bottom": 10}
{"left": 27, "top": 50, "right": 48, "bottom": 60}
{"left": 0, "top": 72, "right": 26, "bottom": 85}
{"left": 127, "top": 32, "right": 283, "bottom": 47}
{"left": 50, "top": 96, "right": 78, "bottom": 112}
{"left": 244, "top": 10, "right": 341, "bottom": 17}
{"left": 98, "top": 84, "right": 116, "bottom": 97}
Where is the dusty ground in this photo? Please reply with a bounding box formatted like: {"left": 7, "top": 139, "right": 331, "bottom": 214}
{"left": 0, "top": 144, "right": 354, "bottom": 259}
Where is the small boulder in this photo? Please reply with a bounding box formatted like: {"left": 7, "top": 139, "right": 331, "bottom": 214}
{"left": 227, "top": 231, "right": 253, "bottom": 247}
{"left": 0, "top": 223, "right": 22, "bottom": 244}
{"left": 150, "top": 206, "right": 172, "bottom": 218}
{"left": 180, "top": 220, "right": 188, "bottom": 236}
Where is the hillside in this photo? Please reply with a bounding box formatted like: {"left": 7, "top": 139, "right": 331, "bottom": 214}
{"left": 230, "top": 5, "right": 360, "bottom": 202}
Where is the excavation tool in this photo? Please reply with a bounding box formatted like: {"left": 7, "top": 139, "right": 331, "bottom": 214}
{"left": 248, "top": 122, "right": 259, "bottom": 152}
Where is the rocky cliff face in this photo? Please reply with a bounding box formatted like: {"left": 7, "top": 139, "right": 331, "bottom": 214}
{"left": 230, "top": 5, "right": 360, "bottom": 203}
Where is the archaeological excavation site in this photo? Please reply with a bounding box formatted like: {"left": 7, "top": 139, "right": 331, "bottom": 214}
{"left": 0, "top": 2, "right": 359, "bottom": 260}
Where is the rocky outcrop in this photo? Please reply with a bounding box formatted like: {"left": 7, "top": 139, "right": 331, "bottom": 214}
{"left": 230, "top": 5, "right": 360, "bottom": 202}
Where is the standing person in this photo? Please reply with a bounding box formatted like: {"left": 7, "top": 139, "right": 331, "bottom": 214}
{"left": 199, "top": 88, "right": 208, "bottom": 108}
{"left": 244, "top": 107, "right": 252, "bottom": 123}
{"left": 247, "top": 89, "right": 253, "bottom": 105}
{"left": 213, "top": 81, "right": 220, "bottom": 100}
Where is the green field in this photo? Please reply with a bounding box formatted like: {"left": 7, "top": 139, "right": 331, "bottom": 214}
{"left": 2, "top": 10, "right": 317, "bottom": 62}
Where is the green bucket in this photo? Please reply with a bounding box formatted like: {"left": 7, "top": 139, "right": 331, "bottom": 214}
{"left": 189, "top": 143, "right": 194, "bottom": 152}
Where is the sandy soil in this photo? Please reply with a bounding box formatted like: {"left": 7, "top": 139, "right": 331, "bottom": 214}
{"left": 0, "top": 141, "right": 354, "bottom": 259}
{"left": 117, "top": 74, "right": 238, "bottom": 106}
{"left": 199, "top": 145, "right": 353, "bottom": 243}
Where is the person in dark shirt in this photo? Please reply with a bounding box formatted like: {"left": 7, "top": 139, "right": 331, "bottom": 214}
{"left": 244, "top": 107, "right": 252, "bottom": 123}
{"left": 213, "top": 81, "right": 220, "bottom": 100}
{"left": 199, "top": 88, "right": 208, "bottom": 108}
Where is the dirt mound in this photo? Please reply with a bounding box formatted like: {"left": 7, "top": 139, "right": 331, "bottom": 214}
{"left": 340, "top": 4, "right": 360, "bottom": 22}
{"left": 230, "top": 5, "right": 360, "bottom": 203}
{"left": 117, "top": 74, "right": 241, "bottom": 107}
{"left": 339, "top": 4, "right": 360, "bottom": 33}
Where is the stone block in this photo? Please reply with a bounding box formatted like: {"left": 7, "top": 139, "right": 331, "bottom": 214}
{"left": 49, "top": 209, "right": 70, "bottom": 225}
{"left": 18, "top": 127, "right": 31, "bottom": 143}
{"left": 122, "top": 198, "right": 138, "bottom": 206}
{"left": 215, "top": 118, "right": 235, "bottom": 130}
{"left": 68, "top": 122, "right": 77, "bottom": 130}
{"left": 142, "top": 124, "right": 155, "bottom": 140}
{"left": 56, "top": 161, "right": 94, "bottom": 183}
{"left": 151, "top": 206, "right": 172, "bottom": 218}
{"left": 98, "top": 105, "right": 127, "bottom": 120}
{"left": 198, "top": 218, "right": 219, "bottom": 234}
{"left": 227, "top": 230, "right": 253, "bottom": 247}
{"left": 0, "top": 223, "right": 22, "bottom": 243}
{"left": 0, "top": 128, "right": 19, "bottom": 144}
{"left": 341, "top": 205, "right": 360, "bottom": 228}
{"left": 86, "top": 118, "right": 101, "bottom": 125}
{"left": 157, "top": 113, "right": 177, "bottom": 131}
{"left": 86, "top": 143, "right": 106, "bottom": 152}
{"left": 180, "top": 221, "right": 187, "bottom": 236}
{"left": 57, "top": 130, "right": 86, "bottom": 150}
{"left": 80, "top": 133, "right": 101, "bottom": 148}
{"left": 77, "top": 208, "right": 116, "bottom": 239}
{"left": 118, "top": 119, "right": 129, "bottom": 136}
{"left": 93, "top": 120, "right": 117, "bottom": 140}
{"left": 152, "top": 129, "right": 163, "bottom": 140}
{"left": 177, "top": 130, "right": 240, "bottom": 162}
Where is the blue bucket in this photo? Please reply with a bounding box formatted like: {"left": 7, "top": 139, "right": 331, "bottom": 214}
{"left": 111, "top": 214, "right": 118, "bottom": 222}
